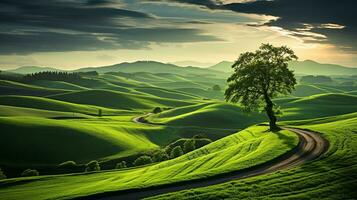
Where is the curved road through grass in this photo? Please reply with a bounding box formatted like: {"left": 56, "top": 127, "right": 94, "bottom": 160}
{"left": 77, "top": 117, "right": 329, "bottom": 200}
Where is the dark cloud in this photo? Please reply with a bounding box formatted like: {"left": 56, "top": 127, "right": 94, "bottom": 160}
{"left": 161, "top": 0, "right": 357, "bottom": 52}
{"left": 0, "top": 0, "right": 221, "bottom": 54}
{"left": 223, "top": 0, "right": 357, "bottom": 51}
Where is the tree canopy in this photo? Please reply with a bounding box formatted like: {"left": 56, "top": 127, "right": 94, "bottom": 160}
{"left": 225, "top": 43, "right": 297, "bottom": 130}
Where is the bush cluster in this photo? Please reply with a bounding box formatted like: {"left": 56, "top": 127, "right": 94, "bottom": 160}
{"left": 115, "top": 161, "right": 127, "bottom": 169}
{"left": 133, "top": 156, "right": 153, "bottom": 166}
{"left": 21, "top": 169, "right": 39, "bottom": 177}
{"left": 85, "top": 160, "right": 101, "bottom": 172}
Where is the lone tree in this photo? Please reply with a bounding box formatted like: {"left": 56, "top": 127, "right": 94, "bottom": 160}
{"left": 225, "top": 44, "right": 297, "bottom": 130}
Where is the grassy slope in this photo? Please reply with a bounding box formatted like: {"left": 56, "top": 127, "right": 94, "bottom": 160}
{"left": 175, "top": 88, "right": 224, "bottom": 100}
{"left": 0, "top": 105, "right": 92, "bottom": 118}
{"left": 0, "top": 116, "right": 158, "bottom": 166}
{"left": 0, "top": 95, "right": 130, "bottom": 115}
{"left": 133, "top": 87, "right": 201, "bottom": 100}
{"left": 149, "top": 113, "right": 357, "bottom": 200}
{"left": 48, "top": 89, "right": 193, "bottom": 110}
{"left": 147, "top": 102, "right": 265, "bottom": 129}
{"left": 68, "top": 77, "right": 141, "bottom": 94}
{"left": 147, "top": 93, "right": 357, "bottom": 130}
{"left": 291, "top": 84, "right": 331, "bottom": 97}
{"left": 0, "top": 126, "right": 298, "bottom": 200}
{"left": 280, "top": 93, "right": 357, "bottom": 120}
{"left": 0, "top": 80, "right": 66, "bottom": 96}
{"left": 31, "top": 80, "right": 88, "bottom": 91}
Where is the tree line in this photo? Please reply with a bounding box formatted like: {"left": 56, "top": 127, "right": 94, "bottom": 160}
{"left": 21, "top": 71, "right": 82, "bottom": 82}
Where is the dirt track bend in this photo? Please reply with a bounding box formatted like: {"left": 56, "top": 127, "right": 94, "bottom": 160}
{"left": 76, "top": 117, "right": 329, "bottom": 200}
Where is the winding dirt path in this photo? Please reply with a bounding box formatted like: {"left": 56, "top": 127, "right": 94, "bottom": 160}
{"left": 76, "top": 118, "right": 329, "bottom": 200}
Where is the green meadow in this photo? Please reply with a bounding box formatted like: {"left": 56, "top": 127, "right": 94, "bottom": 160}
{"left": 0, "top": 61, "right": 356, "bottom": 199}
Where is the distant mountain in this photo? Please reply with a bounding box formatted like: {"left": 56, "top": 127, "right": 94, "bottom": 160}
{"left": 75, "top": 61, "right": 225, "bottom": 76}
{"left": 208, "top": 60, "right": 357, "bottom": 75}
{"left": 208, "top": 61, "right": 234, "bottom": 73}
{"left": 8, "top": 60, "right": 355, "bottom": 77}
{"left": 7, "top": 66, "right": 63, "bottom": 74}
{"left": 289, "top": 60, "right": 357, "bottom": 75}
{"left": 171, "top": 61, "right": 215, "bottom": 68}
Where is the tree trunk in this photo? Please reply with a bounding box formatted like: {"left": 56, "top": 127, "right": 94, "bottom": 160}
{"left": 263, "top": 92, "right": 278, "bottom": 131}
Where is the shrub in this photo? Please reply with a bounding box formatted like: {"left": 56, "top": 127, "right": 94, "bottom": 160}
{"left": 183, "top": 139, "right": 196, "bottom": 153}
{"left": 153, "top": 107, "right": 162, "bottom": 114}
{"left": 152, "top": 150, "right": 169, "bottom": 162}
{"left": 85, "top": 160, "right": 101, "bottom": 172}
{"left": 21, "top": 169, "right": 39, "bottom": 177}
{"left": 165, "top": 139, "right": 187, "bottom": 154}
{"left": 59, "top": 161, "right": 77, "bottom": 168}
{"left": 0, "top": 168, "right": 6, "bottom": 180}
{"left": 133, "top": 156, "right": 153, "bottom": 166}
{"left": 170, "top": 146, "right": 184, "bottom": 159}
{"left": 195, "top": 138, "right": 212, "bottom": 149}
{"left": 115, "top": 161, "right": 127, "bottom": 169}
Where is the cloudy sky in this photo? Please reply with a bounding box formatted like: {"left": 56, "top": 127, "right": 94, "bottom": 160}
{"left": 0, "top": 0, "right": 356, "bottom": 69}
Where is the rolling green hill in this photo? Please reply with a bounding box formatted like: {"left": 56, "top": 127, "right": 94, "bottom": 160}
{"left": 0, "top": 125, "right": 298, "bottom": 200}
{"left": 31, "top": 80, "right": 88, "bottom": 91}
{"left": 0, "top": 117, "right": 157, "bottom": 166}
{"left": 0, "top": 105, "right": 92, "bottom": 118}
{"left": 48, "top": 89, "right": 193, "bottom": 110}
{"left": 0, "top": 80, "right": 67, "bottom": 96}
{"left": 151, "top": 112, "right": 357, "bottom": 200}
{"left": 280, "top": 93, "right": 357, "bottom": 120}
{"left": 175, "top": 87, "right": 224, "bottom": 100}
{"left": 147, "top": 102, "right": 265, "bottom": 129}
{"left": 134, "top": 87, "right": 200, "bottom": 100}
{"left": 0, "top": 95, "right": 129, "bottom": 115}
{"left": 291, "top": 84, "right": 331, "bottom": 97}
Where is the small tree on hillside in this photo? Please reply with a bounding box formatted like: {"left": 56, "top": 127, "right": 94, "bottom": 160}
{"left": 152, "top": 150, "right": 169, "bottom": 162}
{"left": 225, "top": 44, "right": 297, "bottom": 130}
{"left": 98, "top": 109, "right": 102, "bottom": 117}
{"left": 170, "top": 146, "right": 184, "bottom": 159}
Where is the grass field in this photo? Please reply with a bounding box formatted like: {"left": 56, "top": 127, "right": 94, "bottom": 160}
{"left": 0, "top": 126, "right": 298, "bottom": 200}
{"left": 0, "top": 69, "right": 356, "bottom": 200}
{"left": 147, "top": 112, "right": 357, "bottom": 200}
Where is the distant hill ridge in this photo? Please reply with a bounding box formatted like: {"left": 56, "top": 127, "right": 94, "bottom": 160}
{"left": 5, "top": 60, "right": 357, "bottom": 76}
{"left": 208, "top": 60, "right": 357, "bottom": 75}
